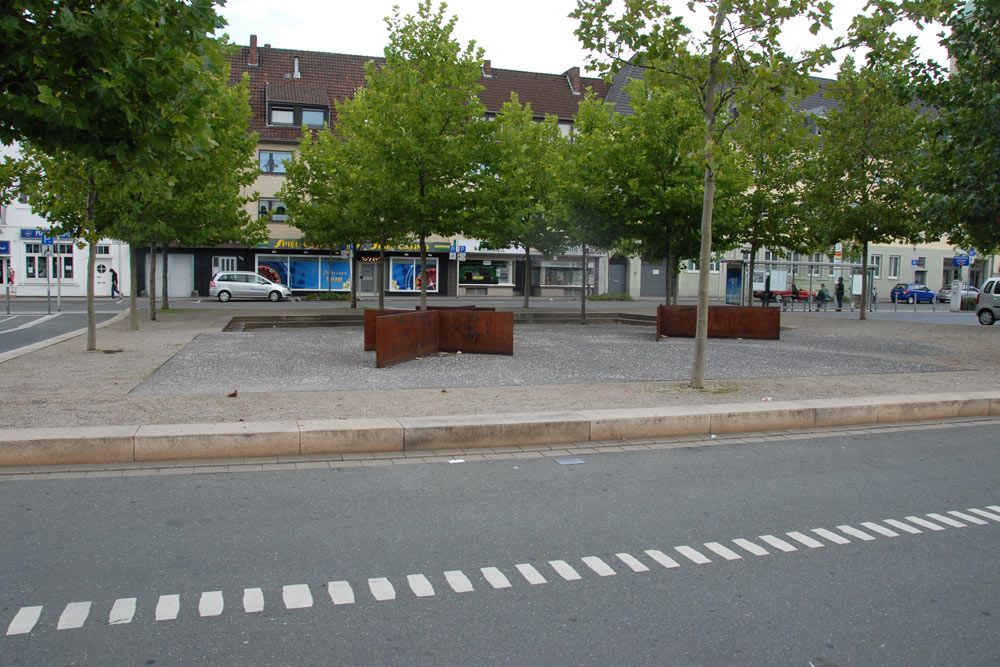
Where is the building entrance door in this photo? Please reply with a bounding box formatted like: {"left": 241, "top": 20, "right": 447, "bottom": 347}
{"left": 359, "top": 262, "right": 376, "bottom": 295}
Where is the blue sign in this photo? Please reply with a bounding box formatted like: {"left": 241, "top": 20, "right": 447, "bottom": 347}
{"left": 0, "top": 241, "right": 9, "bottom": 255}
{"left": 911, "top": 259, "right": 920, "bottom": 266}
{"left": 41, "top": 236, "right": 54, "bottom": 245}
{"left": 20, "top": 229, "right": 71, "bottom": 240}
{"left": 953, "top": 255, "right": 970, "bottom": 266}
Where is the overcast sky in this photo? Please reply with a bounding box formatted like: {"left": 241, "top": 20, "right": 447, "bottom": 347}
{"left": 216, "top": 0, "right": 948, "bottom": 78}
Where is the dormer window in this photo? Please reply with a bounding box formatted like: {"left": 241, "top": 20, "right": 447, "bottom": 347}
{"left": 270, "top": 107, "right": 294, "bottom": 125}
{"left": 267, "top": 104, "right": 328, "bottom": 128}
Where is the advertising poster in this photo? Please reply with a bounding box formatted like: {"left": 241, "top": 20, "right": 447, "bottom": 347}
{"left": 726, "top": 264, "right": 743, "bottom": 305}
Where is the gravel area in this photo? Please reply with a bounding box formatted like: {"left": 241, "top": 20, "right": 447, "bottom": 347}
{"left": 0, "top": 306, "right": 994, "bottom": 429}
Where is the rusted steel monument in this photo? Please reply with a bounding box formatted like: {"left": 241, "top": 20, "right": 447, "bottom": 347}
{"left": 655, "top": 305, "right": 779, "bottom": 340}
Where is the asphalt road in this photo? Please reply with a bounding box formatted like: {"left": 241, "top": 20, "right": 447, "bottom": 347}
{"left": 1, "top": 422, "right": 997, "bottom": 665}
{"left": 0, "top": 301, "right": 122, "bottom": 354}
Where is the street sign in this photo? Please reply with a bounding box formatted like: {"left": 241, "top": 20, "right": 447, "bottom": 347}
{"left": 911, "top": 258, "right": 919, "bottom": 266}
{"left": 457, "top": 245, "right": 466, "bottom": 261}
{"left": 0, "top": 241, "right": 9, "bottom": 256}
{"left": 41, "top": 236, "right": 54, "bottom": 245}
{"left": 953, "top": 256, "right": 970, "bottom": 267}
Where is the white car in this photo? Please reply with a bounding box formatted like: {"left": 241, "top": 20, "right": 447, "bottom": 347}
{"left": 977, "top": 278, "right": 999, "bottom": 325}
{"left": 209, "top": 271, "right": 291, "bottom": 302}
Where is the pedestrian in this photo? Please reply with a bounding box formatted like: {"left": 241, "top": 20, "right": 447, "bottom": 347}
{"left": 762, "top": 273, "right": 772, "bottom": 307}
{"left": 835, "top": 277, "right": 845, "bottom": 311}
{"left": 817, "top": 283, "right": 830, "bottom": 310}
{"left": 110, "top": 268, "right": 120, "bottom": 299}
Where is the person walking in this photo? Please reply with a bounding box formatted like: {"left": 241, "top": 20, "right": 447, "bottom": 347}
{"left": 835, "top": 277, "right": 845, "bottom": 311}
{"left": 110, "top": 268, "right": 120, "bottom": 299}
{"left": 762, "top": 273, "right": 772, "bottom": 307}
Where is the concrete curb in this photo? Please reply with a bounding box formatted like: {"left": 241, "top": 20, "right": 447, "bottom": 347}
{"left": 2, "top": 391, "right": 998, "bottom": 467}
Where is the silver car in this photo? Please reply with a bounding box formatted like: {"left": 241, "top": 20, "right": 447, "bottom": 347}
{"left": 209, "top": 271, "right": 291, "bottom": 302}
{"left": 977, "top": 277, "right": 999, "bottom": 325}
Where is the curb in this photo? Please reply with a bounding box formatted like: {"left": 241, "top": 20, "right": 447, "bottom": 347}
{"left": 1, "top": 392, "right": 997, "bottom": 468}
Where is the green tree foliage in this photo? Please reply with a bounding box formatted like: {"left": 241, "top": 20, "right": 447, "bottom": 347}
{"left": 802, "top": 58, "right": 927, "bottom": 320}
{"left": 1, "top": 0, "right": 228, "bottom": 166}
{"left": 475, "top": 93, "right": 569, "bottom": 309}
{"left": 913, "top": 0, "right": 1000, "bottom": 253}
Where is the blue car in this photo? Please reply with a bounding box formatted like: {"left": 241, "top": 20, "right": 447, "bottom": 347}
{"left": 890, "top": 282, "right": 936, "bottom": 304}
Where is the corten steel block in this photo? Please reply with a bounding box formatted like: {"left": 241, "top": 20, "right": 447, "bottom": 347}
{"left": 656, "top": 305, "right": 779, "bottom": 340}
{"left": 363, "top": 309, "right": 406, "bottom": 351}
{"left": 438, "top": 311, "right": 513, "bottom": 355}
{"left": 375, "top": 311, "right": 441, "bottom": 368}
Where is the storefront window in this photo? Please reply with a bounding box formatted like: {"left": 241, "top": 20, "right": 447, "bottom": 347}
{"left": 539, "top": 261, "right": 583, "bottom": 286}
{"left": 258, "top": 254, "right": 352, "bottom": 290}
{"left": 390, "top": 257, "right": 438, "bottom": 292}
{"left": 459, "top": 260, "right": 512, "bottom": 285}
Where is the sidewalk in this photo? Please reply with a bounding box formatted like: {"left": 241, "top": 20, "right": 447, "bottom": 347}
{"left": 0, "top": 302, "right": 997, "bottom": 467}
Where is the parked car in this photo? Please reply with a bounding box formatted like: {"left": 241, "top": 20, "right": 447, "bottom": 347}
{"left": 209, "top": 271, "right": 292, "bottom": 302}
{"left": 936, "top": 285, "right": 979, "bottom": 303}
{"left": 890, "top": 282, "right": 936, "bottom": 304}
{"left": 976, "top": 277, "right": 999, "bottom": 325}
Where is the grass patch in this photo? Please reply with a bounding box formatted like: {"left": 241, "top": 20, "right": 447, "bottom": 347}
{"left": 587, "top": 293, "right": 634, "bottom": 301}
{"left": 302, "top": 292, "right": 353, "bottom": 301}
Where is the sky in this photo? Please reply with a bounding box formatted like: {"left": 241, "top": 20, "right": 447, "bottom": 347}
{"left": 216, "top": 0, "right": 950, "bottom": 79}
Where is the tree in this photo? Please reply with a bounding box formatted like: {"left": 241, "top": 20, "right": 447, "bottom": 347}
{"left": 475, "top": 93, "right": 569, "bottom": 309}
{"left": 341, "top": 0, "right": 486, "bottom": 309}
{"left": 802, "top": 57, "right": 927, "bottom": 320}
{"left": 913, "top": 0, "right": 1000, "bottom": 253}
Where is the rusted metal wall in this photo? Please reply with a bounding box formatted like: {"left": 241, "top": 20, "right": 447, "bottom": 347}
{"left": 656, "top": 305, "right": 780, "bottom": 340}
{"left": 438, "top": 311, "right": 514, "bottom": 355}
{"left": 364, "top": 309, "right": 406, "bottom": 351}
{"left": 375, "top": 311, "right": 441, "bottom": 368}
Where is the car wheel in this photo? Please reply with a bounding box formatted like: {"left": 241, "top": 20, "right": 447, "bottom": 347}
{"left": 218, "top": 290, "right": 231, "bottom": 302}
{"left": 979, "top": 309, "right": 996, "bottom": 326}
{"left": 907, "top": 296, "right": 914, "bottom": 304}
{"left": 268, "top": 290, "right": 281, "bottom": 302}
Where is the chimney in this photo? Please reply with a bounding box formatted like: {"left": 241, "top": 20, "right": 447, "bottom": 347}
{"left": 481, "top": 59, "right": 492, "bottom": 77}
{"left": 249, "top": 35, "right": 258, "bottom": 67}
{"left": 293, "top": 56, "right": 301, "bottom": 79}
{"left": 564, "top": 66, "right": 581, "bottom": 95}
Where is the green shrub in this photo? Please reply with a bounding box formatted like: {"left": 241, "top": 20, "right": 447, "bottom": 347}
{"left": 587, "top": 293, "right": 634, "bottom": 301}
{"left": 961, "top": 296, "right": 978, "bottom": 311}
{"left": 302, "top": 292, "right": 352, "bottom": 301}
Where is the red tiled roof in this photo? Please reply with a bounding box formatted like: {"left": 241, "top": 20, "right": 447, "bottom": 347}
{"left": 229, "top": 42, "right": 611, "bottom": 143}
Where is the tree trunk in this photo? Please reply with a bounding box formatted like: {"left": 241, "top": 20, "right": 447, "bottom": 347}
{"left": 860, "top": 240, "right": 869, "bottom": 321}
{"left": 689, "top": 0, "right": 728, "bottom": 391}
{"left": 161, "top": 245, "right": 169, "bottom": 311}
{"left": 747, "top": 243, "right": 758, "bottom": 306}
{"left": 129, "top": 243, "right": 139, "bottom": 331}
{"left": 419, "top": 235, "right": 428, "bottom": 310}
{"left": 522, "top": 246, "right": 531, "bottom": 309}
{"left": 148, "top": 241, "right": 157, "bottom": 321}
{"left": 580, "top": 244, "right": 588, "bottom": 324}
{"left": 378, "top": 244, "right": 386, "bottom": 310}
{"left": 85, "top": 178, "right": 97, "bottom": 351}
{"left": 350, "top": 243, "right": 358, "bottom": 309}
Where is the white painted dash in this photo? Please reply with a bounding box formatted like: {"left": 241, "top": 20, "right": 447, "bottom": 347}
{"left": 948, "top": 511, "right": 987, "bottom": 525}
{"left": 198, "top": 591, "right": 224, "bottom": 617}
{"left": 786, "top": 531, "right": 824, "bottom": 548}
{"left": 481, "top": 567, "right": 511, "bottom": 589}
{"left": 6, "top": 606, "right": 43, "bottom": 636}
{"left": 515, "top": 563, "right": 547, "bottom": 585}
{"left": 905, "top": 516, "right": 946, "bottom": 531}
{"left": 155, "top": 595, "right": 181, "bottom": 621}
{"left": 837, "top": 525, "right": 876, "bottom": 541}
{"left": 704, "top": 542, "right": 742, "bottom": 560}
{"left": 327, "top": 581, "right": 355, "bottom": 605}
{"left": 861, "top": 522, "right": 900, "bottom": 537}
{"left": 968, "top": 508, "right": 1000, "bottom": 522}
{"left": 616, "top": 552, "right": 650, "bottom": 572}
{"left": 758, "top": 535, "right": 797, "bottom": 552}
{"left": 884, "top": 519, "right": 923, "bottom": 534}
{"left": 549, "top": 560, "right": 582, "bottom": 581}
{"left": 812, "top": 528, "right": 850, "bottom": 545}
{"left": 581, "top": 556, "right": 616, "bottom": 577}
{"left": 988, "top": 505, "right": 1000, "bottom": 513}
{"left": 674, "top": 546, "right": 711, "bottom": 564}
{"left": 732, "top": 539, "right": 769, "bottom": 556}
{"left": 243, "top": 588, "right": 264, "bottom": 613}
{"left": 57, "top": 602, "right": 91, "bottom": 630}
{"left": 644, "top": 549, "right": 680, "bottom": 569}
{"left": 369, "top": 578, "right": 396, "bottom": 601}
{"left": 282, "top": 584, "right": 313, "bottom": 610}
{"left": 108, "top": 597, "right": 137, "bottom": 625}
{"left": 407, "top": 574, "right": 435, "bottom": 597}
{"left": 926, "top": 513, "right": 966, "bottom": 528}
{"left": 444, "top": 570, "right": 474, "bottom": 593}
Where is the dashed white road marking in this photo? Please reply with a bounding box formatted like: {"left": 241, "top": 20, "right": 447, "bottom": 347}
{"left": 481, "top": 567, "right": 511, "bottom": 589}
{"left": 786, "top": 531, "right": 824, "bottom": 548}
{"left": 6, "top": 606, "right": 43, "bottom": 636}
{"left": 926, "top": 513, "right": 966, "bottom": 528}
{"left": 243, "top": 588, "right": 264, "bottom": 613}
{"left": 948, "top": 511, "right": 987, "bottom": 525}
{"left": 644, "top": 549, "right": 680, "bottom": 569}
{"left": 732, "top": 539, "right": 770, "bottom": 556}
{"left": 968, "top": 508, "right": 1000, "bottom": 522}
{"left": 108, "top": 598, "right": 136, "bottom": 625}
{"left": 837, "top": 525, "right": 876, "bottom": 541}
{"left": 515, "top": 563, "right": 547, "bottom": 585}
{"left": 861, "top": 522, "right": 900, "bottom": 537}
{"left": 812, "top": 528, "right": 850, "bottom": 545}
{"left": 884, "top": 518, "right": 923, "bottom": 534}
{"left": 704, "top": 542, "right": 742, "bottom": 560}
{"left": 758, "top": 535, "right": 798, "bottom": 552}
{"left": 906, "top": 516, "right": 946, "bottom": 531}
{"left": 155, "top": 595, "right": 180, "bottom": 621}
{"left": 616, "top": 552, "right": 650, "bottom": 572}
{"left": 199, "top": 591, "right": 224, "bottom": 617}
{"left": 674, "top": 546, "right": 711, "bottom": 564}
{"left": 328, "top": 581, "right": 355, "bottom": 605}
{"left": 988, "top": 506, "right": 1000, "bottom": 513}
{"left": 282, "top": 584, "right": 313, "bottom": 610}
{"left": 582, "top": 556, "right": 616, "bottom": 577}
{"left": 444, "top": 570, "right": 474, "bottom": 593}
{"left": 369, "top": 578, "right": 396, "bottom": 601}
{"left": 549, "top": 560, "right": 582, "bottom": 581}
{"left": 57, "top": 602, "right": 91, "bottom": 630}
{"left": 407, "top": 574, "right": 435, "bottom": 598}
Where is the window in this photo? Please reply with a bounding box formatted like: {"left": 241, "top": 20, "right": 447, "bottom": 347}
{"left": 213, "top": 256, "right": 237, "bottom": 274}
{"left": 301, "top": 108, "right": 325, "bottom": 127}
{"left": 258, "top": 199, "right": 288, "bottom": 221}
{"left": 268, "top": 105, "right": 327, "bottom": 128}
{"left": 870, "top": 254, "right": 882, "bottom": 279}
{"left": 259, "top": 151, "right": 293, "bottom": 174}
{"left": 687, "top": 258, "right": 721, "bottom": 273}
{"left": 96, "top": 244, "right": 111, "bottom": 256}
{"left": 389, "top": 257, "right": 438, "bottom": 293}
{"left": 270, "top": 107, "right": 294, "bottom": 125}
{"left": 24, "top": 242, "right": 71, "bottom": 279}
{"left": 459, "top": 260, "right": 512, "bottom": 285}
{"left": 888, "top": 255, "right": 900, "bottom": 279}
{"left": 809, "top": 252, "right": 825, "bottom": 276}
{"left": 17, "top": 193, "right": 28, "bottom": 204}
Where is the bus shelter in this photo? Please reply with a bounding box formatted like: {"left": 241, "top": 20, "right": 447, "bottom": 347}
{"left": 723, "top": 259, "right": 878, "bottom": 311}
